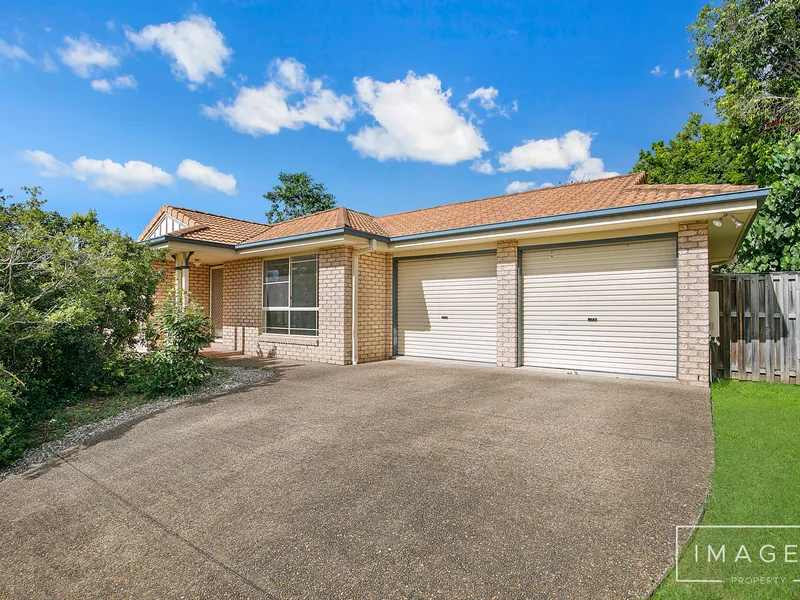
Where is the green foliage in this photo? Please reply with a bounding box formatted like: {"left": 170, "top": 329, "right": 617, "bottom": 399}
{"left": 0, "top": 187, "right": 163, "bottom": 465}
{"left": 736, "top": 136, "right": 800, "bottom": 272}
{"left": 264, "top": 172, "right": 336, "bottom": 224}
{"left": 0, "top": 370, "right": 22, "bottom": 466}
{"left": 690, "top": 0, "right": 800, "bottom": 134}
{"left": 633, "top": 0, "right": 800, "bottom": 272}
{"left": 132, "top": 290, "right": 215, "bottom": 398}
{"left": 632, "top": 114, "right": 760, "bottom": 185}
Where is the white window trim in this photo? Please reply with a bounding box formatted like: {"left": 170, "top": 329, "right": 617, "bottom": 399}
{"left": 261, "top": 254, "right": 319, "bottom": 337}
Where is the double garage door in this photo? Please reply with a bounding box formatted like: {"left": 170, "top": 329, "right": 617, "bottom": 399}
{"left": 395, "top": 238, "right": 678, "bottom": 378}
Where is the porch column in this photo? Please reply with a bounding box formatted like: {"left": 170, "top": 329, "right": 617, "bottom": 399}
{"left": 172, "top": 251, "right": 193, "bottom": 308}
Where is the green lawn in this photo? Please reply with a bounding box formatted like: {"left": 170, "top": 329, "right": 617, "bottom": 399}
{"left": 652, "top": 380, "right": 800, "bottom": 599}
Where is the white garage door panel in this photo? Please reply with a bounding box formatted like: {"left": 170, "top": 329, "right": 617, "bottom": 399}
{"left": 522, "top": 238, "right": 677, "bottom": 378}
{"left": 397, "top": 254, "right": 497, "bottom": 363}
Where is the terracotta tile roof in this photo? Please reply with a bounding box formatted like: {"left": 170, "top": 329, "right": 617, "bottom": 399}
{"left": 372, "top": 173, "right": 756, "bottom": 237}
{"left": 140, "top": 173, "right": 759, "bottom": 246}
{"left": 138, "top": 205, "right": 269, "bottom": 244}
{"left": 240, "top": 207, "right": 389, "bottom": 243}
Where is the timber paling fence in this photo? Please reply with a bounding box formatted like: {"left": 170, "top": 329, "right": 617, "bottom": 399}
{"left": 710, "top": 272, "right": 800, "bottom": 383}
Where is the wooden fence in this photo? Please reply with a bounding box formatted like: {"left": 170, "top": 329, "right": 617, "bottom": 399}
{"left": 710, "top": 272, "right": 800, "bottom": 383}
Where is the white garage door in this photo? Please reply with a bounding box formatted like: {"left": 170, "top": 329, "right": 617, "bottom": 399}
{"left": 522, "top": 238, "right": 677, "bottom": 378}
{"left": 396, "top": 253, "right": 497, "bottom": 363}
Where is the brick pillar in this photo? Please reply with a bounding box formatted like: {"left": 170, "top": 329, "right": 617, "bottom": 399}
{"left": 222, "top": 257, "right": 260, "bottom": 353}
{"left": 318, "top": 246, "right": 353, "bottom": 365}
{"left": 678, "top": 222, "right": 710, "bottom": 386}
{"left": 497, "top": 240, "right": 519, "bottom": 367}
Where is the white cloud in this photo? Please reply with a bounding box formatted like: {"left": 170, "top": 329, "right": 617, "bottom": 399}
{"left": 498, "top": 130, "right": 619, "bottom": 182}
{"left": 0, "top": 39, "right": 34, "bottom": 66}
{"left": 90, "top": 79, "right": 112, "bottom": 93}
{"left": 569, "top": 157, "right": 619, "bottom": 182}
{"left": 91, "top": 74, "right": 137, "bottom": 93}
{"left": 499, "top": 130, "right": 592, "bottom": 171}
{"left": 505, "top": 181, "right": 538, "bottom": 193}
{"left": 460, "top": 86, "right": 513, "bottom": 118}
{"left": 463, "top": 86, "right": 498, "bottom": 111}
{"left": 58, "top": 35, "right": 119, "bottom": 78}
{"left": 471, "top": 159, "right": 495, "bottom": 174}
{"left": 127, "top": 15, "right": 231, "bottom": 88}
{"left": 674, "top": 68, "right": 694, "bottom": 79}
{"left": 41, "top": 53, "right": 58, "bottom": 73}
{"left": 24, "top": 150, "right": 173, "bottom": 194}
{"left": 348, "top": 72, "right": 488, "bottom": 165}
{"left": 22, "top": 150, "right": 67, "bottom": 176}
{"left": 539, "top": 182, "right": 554, "bottom": 188}
{"left": 177, "top": 159, "right": 237, "bottom": 195}
{"left": 203, "top": 57, "right": 354, "bottom": 135}
{"left": 114, "top": 74, "right": 137, "bottom": 88}
{"left": 650, "top": 65, "right": 664, "bottom": 76}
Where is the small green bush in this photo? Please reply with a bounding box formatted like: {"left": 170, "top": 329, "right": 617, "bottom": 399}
{"left": 133, "top": 291, "right": 215, "bottom": 398}
{"left": 0, "top": 369, "right": 22, "bottom": 466}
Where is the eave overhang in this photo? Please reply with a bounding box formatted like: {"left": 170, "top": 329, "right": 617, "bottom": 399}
{"left": 142, "top": 187, "right": 769, "bottom": 264}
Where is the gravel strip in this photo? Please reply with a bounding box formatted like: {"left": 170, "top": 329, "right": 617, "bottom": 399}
{"left": 0, "top": 366, "right": 273, "bottom": 482}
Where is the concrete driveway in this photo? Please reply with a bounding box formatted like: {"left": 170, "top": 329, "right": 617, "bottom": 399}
{"left": 0, "top": 360, "right": 713, "bottom": 600}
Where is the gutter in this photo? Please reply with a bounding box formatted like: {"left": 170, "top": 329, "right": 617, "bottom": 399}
{"left": 387, "top": 188, "right": 770, "bottom": 243}
{"left": 142, "top": 187, "right": 769, "bottom": 253}
{"left": 351, "top": 239, "right": 377, "bottom": 365}
{"left": 235, "top": 227, "right": 389, "bottom": 251}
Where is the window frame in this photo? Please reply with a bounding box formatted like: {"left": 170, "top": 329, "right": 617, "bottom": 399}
{"left": 261, "top": 254, "right": 319, "bottom": 337}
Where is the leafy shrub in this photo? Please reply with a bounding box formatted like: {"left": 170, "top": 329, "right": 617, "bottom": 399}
{"left": 132, "top": 291, "right": 215, "bottom": 398}
{"left": 0, "top": 370, "right": 22, "bottom": 466}
{"left": 0, "top": 187, "right": 163, "bottom": 466}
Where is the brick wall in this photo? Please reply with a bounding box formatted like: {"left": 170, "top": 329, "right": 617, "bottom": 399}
{"left": 496, "top": 240, "right": 519, "bottom": 367}
{"left": 189, "top": 263, "right": 210, "bottom": 312}
{"left": 152, "top": 260, "right": 209, "bottom": 313}
{"left": 677, "top": 222, "right": 710, "bottom": 386}
{"left": 356, "top": 251, "right": 393, "bottom": 363}
{"left": 153, "top": 261, "right": 171, "bottom": 306}
{"left": 221, "top": 246, "right": 354, "bottom": 365}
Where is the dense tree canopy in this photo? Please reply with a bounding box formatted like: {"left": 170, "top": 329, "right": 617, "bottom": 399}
{"left": 0, "top": 187, "right": 163, "bottom": 463}
{"left": 264, "top": 172, "right": 336, "bottom": 223}
{"left": 691, "top": 0, "right": 800, "bottom": 134}
{"left": 737, "top": 137, "right": 800, "bottom": 272}
{"left": 632, "top": 114, "right": 758, "bottom": 185}
{"left": 633, "top": 0, "right": 800, "bottom": 271}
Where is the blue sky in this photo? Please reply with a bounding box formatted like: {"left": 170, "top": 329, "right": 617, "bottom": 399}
{"left": 0, "top": 0, "right": 712, "bottom": 237}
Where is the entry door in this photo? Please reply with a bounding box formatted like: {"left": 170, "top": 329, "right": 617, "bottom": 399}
{"left": 521, "top": 238, "right": 677, "bottom": 377}
{"left": 210, "top": 266, "right": 224, "bottom": 340}
{"left": 396, "top": 253, "right": 497, "bottom": 364}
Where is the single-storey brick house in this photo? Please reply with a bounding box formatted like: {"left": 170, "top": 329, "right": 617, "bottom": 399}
{"left": 139, "top": 173, "right": 767, "bottom": 386}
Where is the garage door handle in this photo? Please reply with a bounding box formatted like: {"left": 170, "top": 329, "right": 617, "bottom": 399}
{"left": 588, "top": 317, "right": 597, "bottom": 322}
{"left": 441, "top": 316, "right": 449, "bottom": 319}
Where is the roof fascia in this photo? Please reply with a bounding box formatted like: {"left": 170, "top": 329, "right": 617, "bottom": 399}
{"left": 387, "top": 188, "right": 770, "bottom": 243}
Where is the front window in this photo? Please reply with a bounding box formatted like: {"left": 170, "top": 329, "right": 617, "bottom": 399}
{"left": 262, "top": 254, "right": 318, "bottom": 336}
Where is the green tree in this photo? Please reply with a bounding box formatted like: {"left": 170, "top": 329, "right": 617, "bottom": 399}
{"left": 737, "top": 136, "right": 800, "bottom": 271}
{"left": 632, "top": 114, "right": 758, "bottom": 185}
{"left": 632, "top": 0, "right": 800, "bottom": 271}
{"left": 691, "top": 0, "right": 800, "bottom": 134}
{"left": 264, "top": 172, "right": 336, "bottom": 224}
{"left": 0, "top": 187, "right": 163, "bottom": 464}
